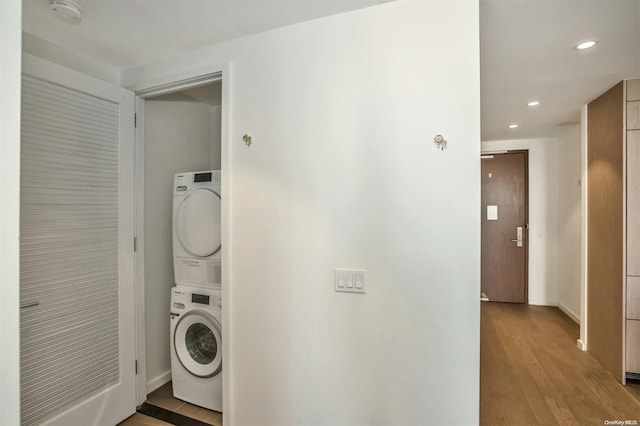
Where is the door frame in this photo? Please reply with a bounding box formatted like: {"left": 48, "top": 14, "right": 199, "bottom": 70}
{"left": 480, "top": 149, "right": 530, "bottom": 303}
{"left": 131, "top": 63, "right": 232, "bottom": 420}
{"left": 0, "top": 1, "right": 21, "bottom": 423}
{"left": 22, "top": 53, "right": 137, "bottom": 425}
{"left": 579, "top": 105, "right": 589, "bottom": 352}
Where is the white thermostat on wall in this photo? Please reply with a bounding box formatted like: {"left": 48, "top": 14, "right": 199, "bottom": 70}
{"left": 335, "top": 269, "right": 366, "bottom": 293}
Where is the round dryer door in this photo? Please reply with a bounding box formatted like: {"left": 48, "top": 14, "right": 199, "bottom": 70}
{"left": 176, "top": 188, "right": 221, "bottom": 257}
{"left": 174, "top": 310, "right": 222, "bottom": 378}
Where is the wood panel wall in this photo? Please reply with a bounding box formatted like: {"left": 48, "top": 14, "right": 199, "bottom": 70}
{"left": 587, "top": 81, "right": 624, "bottom": 382}
{"left": 626, "top": 78, "right": 640, "bottom": 375}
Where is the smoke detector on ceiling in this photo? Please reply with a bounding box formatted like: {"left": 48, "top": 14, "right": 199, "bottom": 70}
{"left": 49, "top": 0, "right": 82, "bottom": 24}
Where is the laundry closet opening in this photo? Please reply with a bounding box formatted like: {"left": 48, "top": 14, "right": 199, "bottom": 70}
{"left": 136, "top": 79, "right": 224, "bottom": 422}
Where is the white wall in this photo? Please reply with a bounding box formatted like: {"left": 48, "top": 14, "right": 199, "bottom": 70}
{"left": 482, "top": 131, "right": 582, "bottom": 320}
{"left": 211, "top": 105, "right": 222, "bottom": 169}
{"left": 144, "top": 96, "right": 219, "bottom": 391}
{"left": 22, "top": 32, "right": 120, "bottom": 85}
{"left": 0, "top": 0, "right": 22, "bottom": 423}
{"left": 557, "top": 125, "right": 582, "bottom": 322}
{"left": 126, "top": 1, "right": 481, "bottom": 425}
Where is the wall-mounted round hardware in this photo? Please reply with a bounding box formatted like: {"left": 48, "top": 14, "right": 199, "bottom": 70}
{"left": 49, "top": 0, "right": 82, "bottom": 23}
{"left": 434, "top": 134, "right": 447, "bottom": 150}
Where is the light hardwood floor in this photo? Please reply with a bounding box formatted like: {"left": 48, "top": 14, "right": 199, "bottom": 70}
{"left": 118, "top": 382, "right": 222, "bottom": 426}
{"left": 481, "top": 302, "right": 640, "bottom": 425}
{"left": 121, "top": 305, "right": 640, "bottom": 425}
{"left": 628, "top": 382, "right": 640, "bottom": 403}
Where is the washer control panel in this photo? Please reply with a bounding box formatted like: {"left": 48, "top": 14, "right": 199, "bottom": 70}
{"left": 171, "top": 287, "right": 221, "bottom": 322}
{"left": 170, "top": 288, "right": 187, "bottom": 318}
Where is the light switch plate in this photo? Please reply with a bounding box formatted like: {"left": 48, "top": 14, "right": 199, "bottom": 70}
{"left": 335, "top": 269, "right": 366, "bottom": 293}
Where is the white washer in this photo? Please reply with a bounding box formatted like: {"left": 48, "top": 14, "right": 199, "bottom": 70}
{"left": 173, "top": 170, "right": 221, "bottom": 289}
{"left": 170, "top": 286, "right": 222, "bottom": 412}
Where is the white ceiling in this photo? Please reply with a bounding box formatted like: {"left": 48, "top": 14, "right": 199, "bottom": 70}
{"left": 22, "top": 0, "right": 390, "bottom": 68}
{"left": 481, "top": 0, "right": 640, "bottom": 140}
{"left": 22, "top": 0, "right": 640, "bottom": 141}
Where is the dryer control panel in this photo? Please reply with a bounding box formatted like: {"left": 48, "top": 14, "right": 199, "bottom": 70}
{"left": 174, "top": 170, "right": 221, "bottom": 196}
{"left": 174, "top": 174, "right": 192, "bottom": 195}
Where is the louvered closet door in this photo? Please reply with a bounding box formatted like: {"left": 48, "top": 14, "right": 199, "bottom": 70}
{"left": 20, "top": 55, "right": 136, "bottom": 426}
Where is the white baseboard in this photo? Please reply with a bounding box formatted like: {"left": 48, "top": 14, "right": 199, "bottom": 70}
{"left": 576, "top": 339, "right": 587, "bottom": 351}
{"left": 558, "top": 302, "right": 580, "bottom": 324}
{"left": 528, "top": 299, "right": 557, "bottom": 307}
{"left": 147, "top": 370, "right": 171, "bottom": 394}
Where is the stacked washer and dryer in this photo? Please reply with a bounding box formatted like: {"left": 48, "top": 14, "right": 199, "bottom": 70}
{"left": 170, "top": 170, "right": 223, "bottom": 412}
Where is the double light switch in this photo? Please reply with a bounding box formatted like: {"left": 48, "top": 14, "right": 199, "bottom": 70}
{"left": 335, "top": 269, "right": 366, "bottom": 293}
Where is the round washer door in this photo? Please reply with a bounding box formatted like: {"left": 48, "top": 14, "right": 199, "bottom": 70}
{"left": 176, "top": 188, "right": 221, "bottom": 257}
{"left": 174, "top": 310, "right": 222, "bottom": 378}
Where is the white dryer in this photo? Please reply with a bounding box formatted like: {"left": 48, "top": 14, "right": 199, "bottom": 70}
{"left": 173, "top": 170, "right": 221, "bottom": 289}
{"left": 170, "top": 286, "right": 223, "bottom": 412}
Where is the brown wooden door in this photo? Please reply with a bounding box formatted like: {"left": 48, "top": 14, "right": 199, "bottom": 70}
{"left": 481, "top": 152, "right": 527, "bottom": 303}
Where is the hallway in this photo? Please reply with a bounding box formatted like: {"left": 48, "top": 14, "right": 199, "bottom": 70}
{"left": 481, "top": 302, "right": 640, "bottom": 425}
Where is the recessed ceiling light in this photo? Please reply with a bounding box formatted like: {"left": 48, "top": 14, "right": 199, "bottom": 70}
{"left": 527, "top": 101, "right": 540, "bottom": 107}
{"left": 576, "top": 40, "right": 597, "bottom": 50}
{"left": 509, "top": 124, "right": 518, "bottom": 129}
